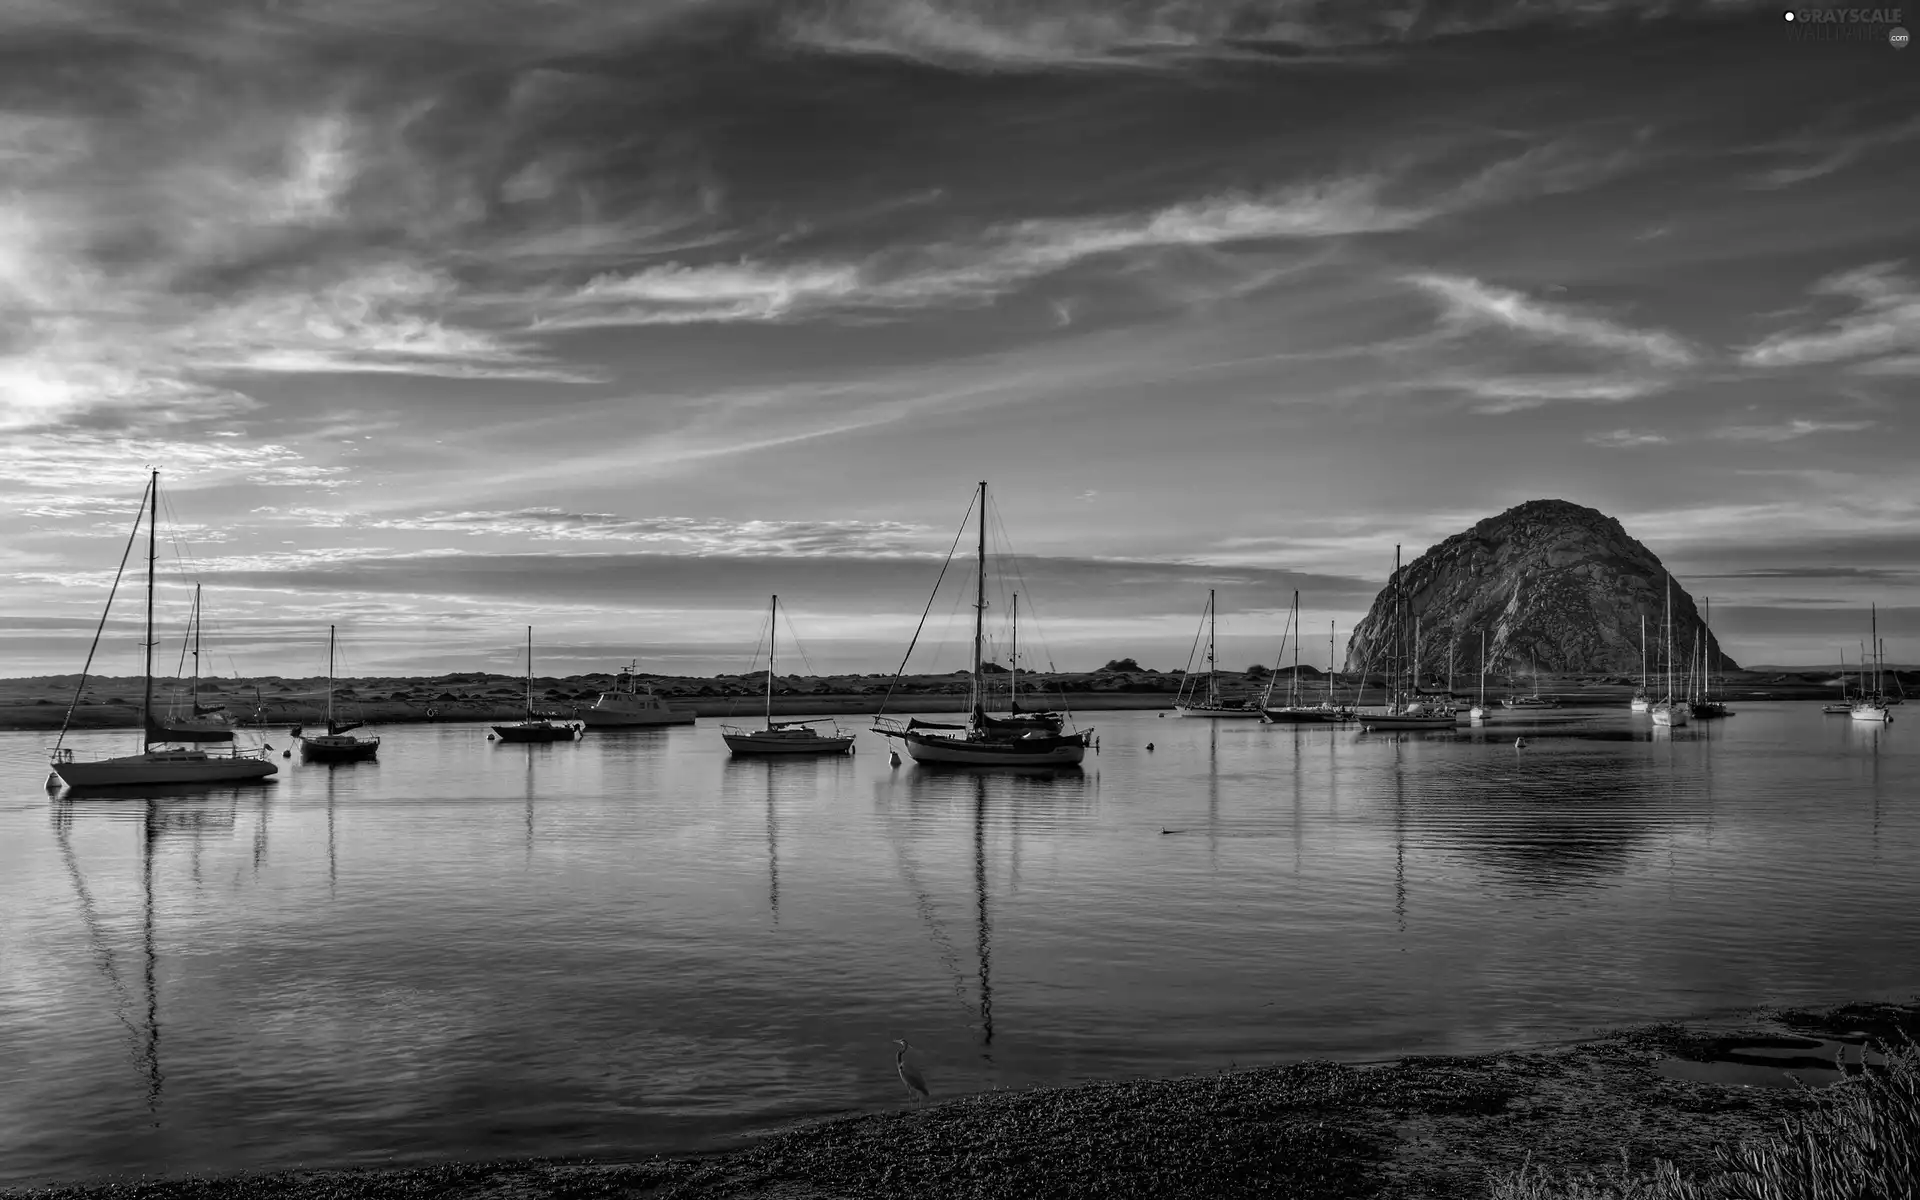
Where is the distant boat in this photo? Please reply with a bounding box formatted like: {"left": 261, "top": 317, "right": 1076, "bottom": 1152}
{"left": 48, "top": 471, "right": 278, "bottom": 788}
{"left": 1505, "top": 653, "right": 1559, "bottom": 709}
{"left": 1264, "top": 600, "right": 1350, "bottom": 723}
{"left": 149, "top": 584, "right": 237, "bottom": 742}
{"left": 1358, "top": 545, "right": 1456, "bottom": 731}
{"left": 1469, "top": 629, "right": 1494, "bottom": 721}
{"left": 1850, "top": 605, "right": 1893, "bottom": 724}
{"left": 1173, "top": 589, "right": 1265, "bottom": 718}
{"left": 491, "top": 627, "right": 582, "bottom": 743}
{"left": 298, "top": 626, "right": 380, "bottom": 762}
{"left": 721, "top": 596, "right": 855, "bottom": 756}
{"left": 1651, "top": 576, "right": 1689, "bottom": 728}
{"left": 1822, "top": 647, "right": 1855, "bottom": 713}
{"left": 1630, "top": 613, "right": 1651, "bottom": 713}
{"left": 1689, "top": 596, "right": 1731, "bottom": 719}
{"left": 579, "top": 661, "right": 696, "bottom": 728}
{"left": 874, "top": 482, "right": 1094, "bottom": 766}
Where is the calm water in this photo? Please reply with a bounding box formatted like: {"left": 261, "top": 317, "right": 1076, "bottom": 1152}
{"left": 1, "top": 706, "right": 1915, "bottom": 1185}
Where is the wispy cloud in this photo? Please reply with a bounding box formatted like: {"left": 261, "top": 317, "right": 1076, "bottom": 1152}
{"left": 1436, "top": 373, "right": 1672, "bottom": 414}
{"left": 1740, "top": 262, "right": 1920, "bottom": 371}
{"left": 0, "top": 434, "right": 310, "bottom": 491}
{"left": 1709, "top": 418, "right": 1877, "bottom": 442}
{"left": 362, "top": 510, "right": 937, "bottom": 556}
{"left": 1585, "top": 428, "right": 1670, "bottom": 448}
{"left": 1748, "top": 114, "right": 1920, "bottom": 190}
{"left": 1405, "top": 274, "right": 1697, "bottom": 367}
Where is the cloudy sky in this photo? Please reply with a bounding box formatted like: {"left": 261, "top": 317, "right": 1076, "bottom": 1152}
{"left": 2, "top": 0, "right": 1916, "bottom": 680}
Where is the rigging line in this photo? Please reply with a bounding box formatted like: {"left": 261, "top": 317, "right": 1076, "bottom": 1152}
{"left": 55, "top": 475, "right": 153, "bottom": 755}
{"left": 876, "top": 488, "right": 978, "bottom": 716}
{"left": 778, "top": 606, "right": 821, "bottom": 679}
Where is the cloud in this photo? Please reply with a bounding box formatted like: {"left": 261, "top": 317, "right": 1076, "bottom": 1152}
{"left": 536, "top": 179, "right": 1425, "bottom": 328}
{"left": 0, "top": 434, "right": 310, "bottom": 491}
{"left": 1405, "top": 274, "right": 1696, "bottom": 367}
{"left": 1748, "top": 114, "right": 1920, "bottom": 190}
{"left": 1585, "top": 428, "right": 1670, "bottom": 448}
{"left": 361, "top": 510, "right": 937, "bottom": 556}
{"left": 1740, "top": 262, "right": 1920, "bottom": 370}
{"left": 1708, "top": 418, "right": 1877, "bottom": 442}
{"left": 1434, "top": 374, "right": 1672, "bottom": 414}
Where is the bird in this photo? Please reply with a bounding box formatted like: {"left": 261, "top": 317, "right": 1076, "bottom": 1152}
{"left": 892, "top": 1039, "right": 930, "bottom": 1101}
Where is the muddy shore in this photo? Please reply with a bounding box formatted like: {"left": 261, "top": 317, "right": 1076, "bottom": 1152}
{"left": 5, "top": 1000, "right": 1913, "bottom": 1200}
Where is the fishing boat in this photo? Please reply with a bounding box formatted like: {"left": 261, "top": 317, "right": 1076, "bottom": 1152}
{"left": 1358, "top": 545, "right": 1456, "bottom": 731}
{"left": 1264, "top": 601, "right": 1349, "bottom": 723}
{"left": 298, "top": 627, "right": 380, "bottom": 762}
{"left": 491, "top": 627, "right": 582, "bottom": 742}
{"left": 1650, "top": 577, "right": 1690, "bottom": 727}
{"left": 579, "top": 662, "right": 697, "bottom": 727}
{"left": 48, "top": 471, "right": 278, "bottom": 788}
{"left": 1630, "top": 613, "right": 1651, "bottom": 713}
{"left": 874, "top": 482, "right": 1094, "bottom": 766}
{"left": 721, "top": 596, "right": 855, "bottom": 755}
{"left": 1850, "top": 605, "right": 1893, "bottom": 724}
{"left": 1173, "top": 590, "right": 1265, "bottom": 717}
{"left": 1689, "top": 597, "right": 1731, "bottom": 719}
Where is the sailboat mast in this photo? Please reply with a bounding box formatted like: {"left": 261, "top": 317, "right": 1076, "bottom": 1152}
{"left": 327, "top": 625, "right": 336, "bottom": 729}
{"left": 1292, "top": 591, "right": 1301, "bottom": 707}
{"left": 1328, "top": 621, "right": 1335, "bottom": 706}
{"left": 766, "top": 595, "right": 777, "bottom": 729}
{"left": 1479, "top": 629, "right": 1487, "bottom": 707}
{"left": 142, "top": 470, "right": 157, "bottom": 752}
{"left": 1664, "top": 578, "right": 1673, "bottom": 704}
{"left": 1640, "top": 613, "right": 1647, "bottom": 692}
{"left": 1207, "top": 588, "right": 1217, "bottom": 705}
{"left": 191, "top": 584, "right": 201, "bottom": 713}
{"left": 1872, "top": 603, "right": 1880, "bottom": 700}
{"left": 1010, "top": 592, "right": 1018, "bottom": 712}
{"left": 1394, "top": 545, "right": 1403, "bottom": 709}
{"left": 524, "top": 626, "right": 533, "bottom": 719}
{"left": 972, "top": 481, "right": 987, "bottom": 721}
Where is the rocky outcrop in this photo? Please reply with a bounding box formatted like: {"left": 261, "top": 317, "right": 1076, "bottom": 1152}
{"left": 1344, "top": 499, "right": 1737, "bottom": 679}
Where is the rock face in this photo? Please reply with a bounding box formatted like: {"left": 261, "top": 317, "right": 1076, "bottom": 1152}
{"left": 1344, "top": 499, "right": 1738, "bottom": 680}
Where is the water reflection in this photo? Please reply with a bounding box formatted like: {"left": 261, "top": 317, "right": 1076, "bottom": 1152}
{"left": 973, "top": 773, "right": 992, "bottom": 1049}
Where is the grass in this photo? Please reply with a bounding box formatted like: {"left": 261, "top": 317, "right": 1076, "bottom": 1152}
{"left": 1490, "top": 1037, "right": 1920, "bottom": 1200}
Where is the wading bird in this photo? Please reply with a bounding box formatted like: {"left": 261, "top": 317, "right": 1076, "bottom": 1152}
{"left": 892, "top": 1039, "right": 929, "bottom": 1101}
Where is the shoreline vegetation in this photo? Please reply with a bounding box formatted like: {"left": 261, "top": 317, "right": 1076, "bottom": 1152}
{"left": 3, "top": 666, "right": 1908, "bottom": 733}
{"left": 5, "top": 999, "right": 1915, "bottom": 1199}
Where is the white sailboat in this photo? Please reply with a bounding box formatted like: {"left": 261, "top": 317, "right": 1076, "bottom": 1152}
{"left": 1359, "top": 545, "right": 1456, "bottom": 731}
{"left": 297, "top": 626, "right": 381, "bottom": 761}
{"left": 1823, "top": 648, "right": 1855, "bottom": 714}
{"left": 1850, "top": 605, "right": 1893, "bottom": 724}
{"left": 1650, "top": 577, "right": 1689, "bottom": 727}
{"left": 579, "top": 661, "right": 697, "bottom": 727}
{"left": 874, "top": 482, "right": 1094, "bottom": 766}
{"left": 721, "top": 596, "right": 855, "bottom": 755}
{"left": 1173, "top": 589, "right": 1265, "bottom": 717}
{"left": 48, "top": 471, "right": 278, "bottom": 788}
{"left": 491, "top": 627, "right": 582, "bottom": 742}
{"left": 1470, "top": 630, "right": 1492, "bottom": 721}
{"left": 1630, "top": 613, "right": 1651, "bottom": 713}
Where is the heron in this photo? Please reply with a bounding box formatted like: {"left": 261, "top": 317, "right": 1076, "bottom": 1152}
{"left": 892, "top": 1039, "right": 929, "bottom": 1101}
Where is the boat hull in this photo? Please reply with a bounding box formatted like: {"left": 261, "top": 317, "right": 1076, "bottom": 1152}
{"left": 1822, "top": 703, "right": 1855, "bottom": 714}
{"left": 1849, "top": 704, "right": 1893, "bottom": 723}
{"left": 722, "top": 732, "right": 855, "bottom": 755}
{"left": 52, "top": 750, "right": 277, "bottom": 788}
{"left": 1172, "top": 704, "right": 1265, "bottom": 719}
{"left": 1629, "top": 698, "right": 1651, "bottom": 713}
{"left": 1358, "top": 713, "right": 1456, "bottom": 731}
{"left": 897, "top": 730, "right": 1088, "bottom": 766}
{"left": 492, "top": 723, "right": 579, "bottom": 742}
{"left": 1261, "top": 707, "right": 1348, "bottom": 724}
{"left": 581, "top": 708, "right": 696, "bottom": 728}
{"left": 1651, "top": 705, "right": 1690, "bottom": 727}
{"left": 299, "top": 735, "right": 380, "bottom": 762}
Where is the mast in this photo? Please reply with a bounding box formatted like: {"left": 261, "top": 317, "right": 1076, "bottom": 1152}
{"left": 766, "top": 595, "right": 777, "bottom": 730}
{"left": 190, "top": 584, "right": 201, "bottom": 715}
{"left": 142, "top": 469, "right": 157, "bottom": 752}
{"left": 1479, "top": 629, "right": 1487, "bottom": 708}
{"left": 972, "top": 481, "right": 987, "bottom": 724}
{"left": 1872, "top": 603, "right": 1880, "bottom": 701}
{"left": 1206, "top": 589, "right": 1217, "bottom": 706}
{"left": 1292, "top": 591, "right": 1301, "bottom": 707}
{"left": 1703, "top": 597, "right": 1711, "bottom": 702}
{"left": 1394, "top": 545, "right": 1403, "bottom": 711}
{"left": 1009, "top": 592, "right": 1018, "bottom": 713}
{"left": 524, "top": 626, "right": 533, "bottom": 721}
{"left": 1328, "top": 621, "right": 1336, "bottom": 707}
{"left": 1640, "top": 613, "right": 1647, "bottom": 693}
{"left": 327, "top": 625, "right": 336, "bottom": 730}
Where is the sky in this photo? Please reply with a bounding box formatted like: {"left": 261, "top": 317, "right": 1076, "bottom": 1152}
{"left": 2, "top": 0, "right": 1917, "bottom": 680}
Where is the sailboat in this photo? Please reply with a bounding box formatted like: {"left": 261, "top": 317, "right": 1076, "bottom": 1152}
{"left": 874, "top": 482, "right": 1095, "bottom": 766}
{"left": 1359, "top": 545, "right": 1456, "bottom": 731}
{"left": 1823, "top": 648, "right": 1855, "bottom": 714}
{"left": 297, "top": 627, "right": 381, "bottom": 761}
{"left": 491, "top": 627, "right": 582, "bottom": 742}
{"left": 1650, "top": 577, "right": 1690, "bottom": 727}
{"left": 579, "top": 661, "right": 696, "bottom": 727}
{"left": 1173, "top": 590, "right": 1264, "bottom": 717}
{"left": 1690, "top": 597, "right": 1730, "bottom": 719}
{"left": 48, "top": 471, "right": 278, "bottom": 788}
{"left": 1262, "top": 593, "right": 1346, "bottom": 723}
{"left": 1850, "top": 605, "right": 1893, "bottom": 724}
{"left": 1470, "top": 630, "right": 1493, "bottom": 721}
{"left": 1505, "top": 651, "right": 1559, "bottom": 708}
{"left": 150, "top": 584, "right": 237, "bottom": 742}
{"left": 1630, "top": 613, "right": 1651, "bottom": 713}
{"left": 721, "top": 595, "right": 855, "bottom": 755}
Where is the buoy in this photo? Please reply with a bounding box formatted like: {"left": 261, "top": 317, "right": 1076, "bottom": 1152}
{"left": 283, "top": 749, "right": 292, "bottom": 758}
{"left": 488, "top": 733, "right": 497, "bottom": 741}
{"left": 888, "top": 749, "right": 901, "bottom": 767}
{"left": 1514, "top": 736, "right": 1527, "bottom": 749}
{"left": 1157, "top": 712, "right": 1165, "bottom": 718}
{"left": 1146, "top": 742, "right": 1154, "bottom": 752}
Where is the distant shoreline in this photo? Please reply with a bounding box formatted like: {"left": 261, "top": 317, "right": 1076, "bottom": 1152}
{"left": 0, "top": 668, "right": 1894, "bottom": 732}
{"left": 6, "top": 998, "right": 1914, "bottom": 1199}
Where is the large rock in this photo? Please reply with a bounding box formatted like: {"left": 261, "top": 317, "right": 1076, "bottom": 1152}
{"left": 1344, "top": 499, "right": 1737, "bottom": 678}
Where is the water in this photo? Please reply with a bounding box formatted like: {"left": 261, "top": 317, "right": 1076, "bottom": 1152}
{"left": 1, "top": 705, "right": 1914, "bottom": 1185}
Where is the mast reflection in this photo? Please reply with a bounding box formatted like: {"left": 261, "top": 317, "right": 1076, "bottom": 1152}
{"left": 973, "top": 773, "right": 992, "bottom": 1048}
